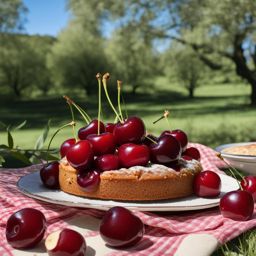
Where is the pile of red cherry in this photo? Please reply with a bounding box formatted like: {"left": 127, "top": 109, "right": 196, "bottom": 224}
{"left": 40, "top": 116, "right": 201, "bottom": 192}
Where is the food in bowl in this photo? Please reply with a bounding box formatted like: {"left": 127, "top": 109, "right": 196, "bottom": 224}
{"left": 222, "top": 143, "right": 256, "bottom": 156}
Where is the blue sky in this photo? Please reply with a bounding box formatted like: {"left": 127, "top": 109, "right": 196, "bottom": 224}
{"left": 22, "top": 0, "right": 168, "bottom": 51}
{"left": 23, "top": 0, "right": 70, "bottom": 36}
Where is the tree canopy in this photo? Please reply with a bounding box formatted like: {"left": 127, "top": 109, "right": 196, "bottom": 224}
{"left": 108, "top": 0, "right": 256, "bottom": 104}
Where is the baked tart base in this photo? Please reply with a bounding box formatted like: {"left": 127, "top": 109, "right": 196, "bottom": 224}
{"left": 59, "top": 159, "right": 202, "bottom": 201}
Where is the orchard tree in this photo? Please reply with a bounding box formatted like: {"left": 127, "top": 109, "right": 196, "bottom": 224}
{"left": 48, "top": 0, "right": 111, "bottom": 95}
{"left": 0, "top": 34, "right": 53, "bottom": 97}
{"left": 111, "top": 0, "right": 256, "bottom": 106}
{"left": 167, "top": 47, "right": 206, "bottom": 98}
{"left": 106, "top": 25, "right": 157, "bottom": 94}
{"left": 0, "top": 0, "right": 27, "bottom": 32}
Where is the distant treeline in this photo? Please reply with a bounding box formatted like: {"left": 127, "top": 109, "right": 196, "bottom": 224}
{"left": 0, "top": 0, "right": 255, "bottom": 106}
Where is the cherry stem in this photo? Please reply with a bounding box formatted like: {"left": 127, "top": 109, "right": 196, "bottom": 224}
{"left": 145, "top": 135, "right": 157, "bottom": 144}
{"left": 121, "top": 92, "right": 128, "bottom": 119}
{"left": 217, "top": 153, "right": 244, "bottom": 188}
{"left": 96, "top": 73, "right": 102, "bottom": 135}
{"left": 66, "top": 99, "right": 77, "bottom": 141}
{"left": 153, "top": 115, "right": 165, "bottom": 124}
{"left": 153, "top": 110, "right": 171, "bottom": 129}
{"left": 63, "top": 96, "right": 91, "bottom": 124}
{"left": 46, "top": 121, "right": 75, "bottom": 163}
{"left": 164, "top": 110, "right": 171, "bottom": 130}
{"left": 102, "top": 73, "right": 123, "bottom": 123}
{"left": 117, "top": 80, "right": 124, "bottom": 122}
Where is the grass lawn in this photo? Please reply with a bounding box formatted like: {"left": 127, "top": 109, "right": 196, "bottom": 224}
{"left": 1, "top": 77, "right": 255, "bottom": 149}
{"left": 0, "top": 77, "right": 256, "bottom": 255}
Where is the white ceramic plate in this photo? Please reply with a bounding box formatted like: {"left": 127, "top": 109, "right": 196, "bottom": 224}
{"left": 216, "top": 142, "right": 256, "bottom": 175}
{"left": 18, "top": 172, "right": 239, "bottom": 212}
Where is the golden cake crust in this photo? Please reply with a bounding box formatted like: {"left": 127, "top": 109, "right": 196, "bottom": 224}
{"left": 222, "top": 143, "right": 256, "bottom": 156}
{"left": 59, "top": 159, "right": 202, "bottom": 201}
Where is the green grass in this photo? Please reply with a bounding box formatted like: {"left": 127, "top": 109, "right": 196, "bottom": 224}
{"left": 1, "top": 77, "right": 256, "bottom": 255}
{"left": 1, "top": 77, "right": 255, "bottom": 149}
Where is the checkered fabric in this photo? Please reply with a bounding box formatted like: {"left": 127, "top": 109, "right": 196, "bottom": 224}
{"left": 0, "top": 143, "right": 255, "bottom": 255}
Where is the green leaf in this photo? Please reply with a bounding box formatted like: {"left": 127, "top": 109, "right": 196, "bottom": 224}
{"left": 7, "top": 129, "right": 14, "bottom": 149}
{"left": 37, "top": 151, "right": 59, "bottom": 161}
{"left": 34, "top": 120, "right": 51, "bottom": 150}
{"left": 13, "top": 120, "right": 27, "bottom": 131}
{"left": 10, "top": 151, "right": 32, "bottom": 165}
{"left": 0, "top": 144, "right": 9, "bottom": 149}
{"left": 0, "top": 121, "right": 6, "bottom": 129}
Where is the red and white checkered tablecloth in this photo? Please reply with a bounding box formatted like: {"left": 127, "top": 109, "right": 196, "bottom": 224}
{"left": 0, "top": 143, "right": 255, "bottom": 256}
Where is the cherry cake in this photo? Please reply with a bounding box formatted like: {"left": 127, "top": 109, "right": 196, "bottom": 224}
{"left": 59, "top": 158, "right": 202, "bottom": 201}
{"left": 42, "top": 75, "right": 203, "bottom": 201}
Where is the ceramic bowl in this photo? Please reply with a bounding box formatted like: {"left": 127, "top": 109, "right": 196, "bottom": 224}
{"left": 215, "top": 142, "right": 256, "bottom": 175}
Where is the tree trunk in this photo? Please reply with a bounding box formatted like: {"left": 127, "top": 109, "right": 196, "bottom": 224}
{"left": 188, "top": 84, "right": 194, "bottom": 98}
{"left": 250, "top": 81, "right": 256, "bottom": 106}
{"left": 232, "top": 34, "right": 256, "bottom": 106}
{"left": 12, "top": 71, "right": 21, "bottom": 97}
{"left": 132, "top": 85, "right": 138, "bottom": 95}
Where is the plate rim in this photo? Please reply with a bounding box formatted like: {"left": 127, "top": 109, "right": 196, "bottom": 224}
{"left": 17, "top": 171, "right": 239, "bottom": 212}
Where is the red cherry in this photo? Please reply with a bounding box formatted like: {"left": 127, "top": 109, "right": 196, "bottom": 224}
{"left": 118, "top": 143, "right": 150, "bottom": 168}
{"left": 77, "top": 170, "right": 100, "bottom": 192}
{"left": 60, "top": 138, "right": 76, "bottom": 158}
{"left": 66, "top": 140, "right": 94, "bottom": 169}
{"left": 45, "top": 229, "right": 86, "bottom": 256}
{"left": 149, "top": 135, "right": 181, "bottom": 164}
{"left": 99, "top": 206, "right": 144, "bottom": 248}
{"left": 161, "top": 129, "right": 188, "bottom": 151}
{"left": 105, "top": 123, "right": 115, "bottom": 133}
{"left": 95, "top": 154, "right": 119, "bottom": 171}
{"left": 40, "top": 161, "right": 60, "bottom": 189}
{"left": 6, "top": 208, "right": 46, "bottom": 249}
{"left": 181, "top": 155, "right": 193, "bottom": 161}
{"left": 78, "top": 119, "right": 105, "bottom": 140}
{"left": 87, "top": 132, "right": 116, "bottom": 156}
{"left": 241, "top": 176, "right": 256, "bottom": 201}
{"left": 113, "top": 116, "right": 145, "bottom": 145}
{"left": 220, "top": 190, "right": 254, "bottom": 221}
{"left": 193, "top": 170, "right": 221, "bottom": 197}
{"left": 183, "top": 147, "right": 200, "bottom": 161}
{"left": 142, "top": 134, "right": 157, "bottom": 146}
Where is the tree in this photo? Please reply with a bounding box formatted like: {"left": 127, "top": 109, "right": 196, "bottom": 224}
{"left": 166, "top": 47, "right": 206, "bottom": 98}
{"left": 106, "top": 25, "right": 157, "bottom": 94}
{"left": 0, "top": 0, "right": 27, "bottom": 32}
{"left": 0, "top": 34, "right": 54, "bottom": 97}
{"left": 48, "top": 1, "right": 109, "bottom": 95}
{"left": 109, "top": 0, "right": 256, "bottom": 106}
{"left": 29, "top": 35, "right": 55, "bottom": 95}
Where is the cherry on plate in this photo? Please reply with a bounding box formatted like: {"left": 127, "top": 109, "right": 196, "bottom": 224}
{"left": 66, "top": 140, "right": 94, "bottom": 169}
{"left": 150, "top": 135, "right": 181, "bottom": 164}
{"left": 60, "top": 138, "right": 76, "bottom": 158}
{"left": 193, "top": 170, "right": 221, "bottom": 197}
{"left": 78, "top": 119, "right": 105, "bottom": 140}
{"left": 40, "top": 161, "right": 60, "bottom": 189}
{"left": 183, "top": 147, "right": 201, "bottom": 161}
{"left": 95, "top": 154, "right": 119, "bottom": 171}
{"left": 113, "top": 116, "right": 145, "bottom": 145}
{"left": 161, "top": 129, "right": 188, "bottom": 152}
{"left": 77, "top": 170, "right": 100, "bottom": 192}
{"left": 118, "top": 143, "right": 150, "bottom": 168}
